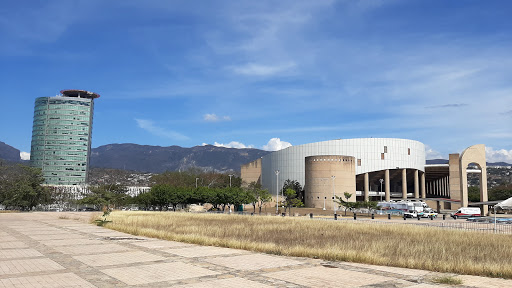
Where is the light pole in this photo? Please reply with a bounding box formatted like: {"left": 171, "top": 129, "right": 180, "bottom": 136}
{"left": 332, "top": 175, "right": 336, "bottom": 214}
{"left": 379, "top": 178, "right": 384, "bottom": 202}
{"left": 228, "top": 174, "right": 233, "bottom": 187}
{"left": 196, "top": 178, "right": 199, "bottom": 188}
{"left": 275, "top": 170, "right": 280, "bottom": 214}
{"left": 494, "top": 205, "right": 497, "bottom": 233}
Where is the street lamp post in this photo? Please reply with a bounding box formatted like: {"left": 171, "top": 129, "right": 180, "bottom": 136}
{"left": 332, "top": 175, "right": 336, "bottom": 214}
{"left": 196, "top": 178, "right": 199, "bottom": 188}
{"left": 275, "top": 170, "right": 280, "bottom": 214}
{"left": 379, "top": 179, "right": 384, "bottom": 202}
{"left": 228, "top": 174, "right": 233, "bottom": 187}
{"left": 494, "top": 205, "right": 497, "bottom": 233}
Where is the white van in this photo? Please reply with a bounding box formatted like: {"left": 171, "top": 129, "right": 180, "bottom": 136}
{"left": 451, "top": 207, "right": 481, "bottom": 219}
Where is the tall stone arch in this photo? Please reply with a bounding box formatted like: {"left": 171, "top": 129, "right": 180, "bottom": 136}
{"left": 459, "top": 144, "right": 488, "bottom": 214}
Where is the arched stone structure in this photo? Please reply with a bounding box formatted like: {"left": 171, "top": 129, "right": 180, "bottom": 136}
{"left": 459, "top": 144, "right": 488, "bottom": 214}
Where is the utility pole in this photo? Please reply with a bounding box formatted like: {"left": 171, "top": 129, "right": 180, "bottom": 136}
{"left": 332, "top": 175, "right": 336, "bottom": 214}
{"left": 275, "top": 170, "right": 280, "bottom": 214}
{"left": 228, "top": 174, "right": 233, "bottom": 187}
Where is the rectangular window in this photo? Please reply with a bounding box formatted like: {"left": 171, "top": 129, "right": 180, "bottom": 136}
{"left": 357, "top": 159, "right": 361, "bottom": 166}
{"left": 381, "top": 153, "right": 385, "bottom": 160}
{"left": 408, "top": 148, "right": 411, "bottom": 155}
{"left": 384, "top": 146, "right": 388, "bottom": 153}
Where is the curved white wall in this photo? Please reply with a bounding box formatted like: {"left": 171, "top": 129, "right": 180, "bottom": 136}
{"left": 261, "top": 138, "right": 425, "bottom": 195}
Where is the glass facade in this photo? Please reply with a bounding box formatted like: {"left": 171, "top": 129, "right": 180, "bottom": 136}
{"left": 30, "top": 96, "right": 95, "bottom": 185}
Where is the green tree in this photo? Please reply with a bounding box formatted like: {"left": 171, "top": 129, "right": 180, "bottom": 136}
{"left": 283, "top": 188, "right": 304, "bottom": 215}
{"left": 336, "top": 195, "right": 358, "bottom": 216}
{"left": 230, "top": 187, "right": 250, "bottom": 212}
{"left": 489, "top": 184, "right": 512, "bottom": 201}
{"left": 77, "top": 184, "right": 128, "bottom": 210}
{"left": 134, "top": 191, "right": 153, "bottom": 210}
{"left": 282, "top": 179, "right": 304, "bottom": 202}
{"left": 149, "top": 184, "right": 171, "bottom": 210}
{"left": 0, "top": 165, "right": 50, "bottom": 211}
{"left": 359, "top": 201, "right": 380, "bottom": 215}
{"left": 468, "top": 186, "right": 481, "bottom": 202}
{"left": 246, "top": 182, "right": 272, "bottom": 214}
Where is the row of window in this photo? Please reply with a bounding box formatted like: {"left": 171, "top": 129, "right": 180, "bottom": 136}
{"left": 382, "top": 146, "right": 411, "bottom": 156}
{"left": 36, "top": 98, "right": 91, "bottom": 106}
{"left": 33, "top": 114, "right": 90, "bottom": 121}
{"left": 31, "top": 145, "right": 88, "bottom": 152}
{"left": 31, "top": 135, "right": 88, "bottom": 142}
{"left": 310, "top": 158, "right": 352, "bottom": 162}
{"left": 33, "top": 119, "right": 90, "bottom": 126}
{"left": 34, "top": 109, "right": 89, "bottom": 116}
{"left": 32, "top": 130, "right": 89, "bottom": 137}
{"left": 43, "top": 166, "right": 87, "bottom": 172}
{"left": 44, "top": 177, "right": 86, "bottom": 185}
{"left": 35, "top": 104, "right": 90, "bottom": 111}
{"left": 33, "top": 125, "right": 90, "bottom": 132}
{"left": 32, "top": 160, "right": 87, "bottom": 167}
{"left": 48, "top": 99, "right": 91, "bottom": 105}
{"left": 33, "top": 155, "right": 87, "bottom": 161}
{"left": 38, "top": 150, "right": 88, "bottom": 156}
{"left": 31, "top": 140, "right": 88, "bottom": 147}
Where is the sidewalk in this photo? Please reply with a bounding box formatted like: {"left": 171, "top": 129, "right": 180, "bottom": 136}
{"left": 0, "top": 212, "right": 510, "bottom": 287}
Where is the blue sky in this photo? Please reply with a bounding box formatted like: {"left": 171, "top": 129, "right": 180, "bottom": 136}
{"left": 1, "top": 0, "right": 511, "bottom": 162}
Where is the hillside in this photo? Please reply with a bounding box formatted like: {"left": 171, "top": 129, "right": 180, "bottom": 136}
{"left": 0, "top": 141, "right": 21, "bottom": 162}
{"left": 90, "top": 143, "right": 270, "bottom": 173}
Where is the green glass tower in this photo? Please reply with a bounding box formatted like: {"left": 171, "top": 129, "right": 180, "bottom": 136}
{"left": 30, "top": 90, "right": 100, "bottom": 185}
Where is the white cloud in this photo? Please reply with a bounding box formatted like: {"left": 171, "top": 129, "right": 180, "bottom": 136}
{"left": 203, "top": 113, "right": 231, "bottom": 122}
{"left": 135, "top": 118, "right": 189, "bottom": 141}
{"left": 20, "top": 152, "right": 30, "bottom": 160}
{"left": 425, "top": 145, "right": 444, "bottom": 160}
{"left": 230, "top": 62, "right": 296, "bottom": 76}
{"left": 208, "top": 141, "right": 254, "bottom": 149}
{"left": 262, "top": 138, "right": 292, "bottom": 151}
{"left": 485, "top": 147, "right": 512, "bottom": 163}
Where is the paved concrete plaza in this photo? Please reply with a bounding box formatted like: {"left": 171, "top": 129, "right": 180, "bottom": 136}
{"left": 0, "top": 212, "right": 511, "bottom": 287}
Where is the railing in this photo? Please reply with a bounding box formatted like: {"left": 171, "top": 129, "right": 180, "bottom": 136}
{"left": 334, "top": 217, "right": 512, "bottom": 235}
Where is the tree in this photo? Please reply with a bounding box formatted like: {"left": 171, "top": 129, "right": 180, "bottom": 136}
{"left": 168, "top": 186, "right": 190, "bottom": 211}
{"left": 246, "top": 182, "right": 272, "bottom": 214}
{"left": 77, "top": 184, "right": 129, "bottom": 210}
{"left": 134, "top": 191, "right": 153, "bottom": 210}
{"left": 0, "top": 164, "right": 50, "bottom": 210}
{"left": 149, "top": 184, "right": 171, "bottom": 210}
{"left": 282, "top": 180, "right": 305, "bottom": 202}
{"left": 359, "top": 201, "right": 380, "bottom": 215}
{"left": 230, "top": 187, "right": 251, "bottom": 212}
{"left": 336, "top": 195, "right": 358, "bottom": 216}
{"left": 489, "top": 184, "right": 512, "bottom": 201}
{"left": 283, "top": 188, "right": 304, "bottom": 215}
{"left": 468, "top": 186, "right": 480, "bottom": 202}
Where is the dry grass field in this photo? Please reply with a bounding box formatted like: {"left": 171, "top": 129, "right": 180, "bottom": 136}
{"left": 103, "top": 211, "right": 512, "bottom": 279}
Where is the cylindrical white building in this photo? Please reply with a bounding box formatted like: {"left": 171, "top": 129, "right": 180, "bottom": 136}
{"left": 260, "top": 138, "right": 425, "bottom": 202}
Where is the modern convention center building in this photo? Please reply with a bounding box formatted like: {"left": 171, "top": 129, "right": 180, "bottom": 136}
{"left": 241, "top": 138, "right": 489, "bottom": 214}
{"left": 30, "top": 90, "right": 100, "bottom": 186}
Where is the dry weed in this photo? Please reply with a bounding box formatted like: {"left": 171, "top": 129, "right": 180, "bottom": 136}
{"left": 105, "top": 211, "right": 512, "bottom": 279}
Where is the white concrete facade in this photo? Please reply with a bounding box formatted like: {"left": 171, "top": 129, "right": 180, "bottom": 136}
{"left": 261, "top": 138, "right": 425, "bottom": 195}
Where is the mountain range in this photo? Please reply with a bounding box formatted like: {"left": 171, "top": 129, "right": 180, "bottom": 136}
{"left": 1, "top": 141, "right": 510, "bottom": 173}
{"left": 0, "top": 141, "right": 23, "bottom": 163}
{"left": 89, "top": 143, "right": 269, "bottom": 173}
